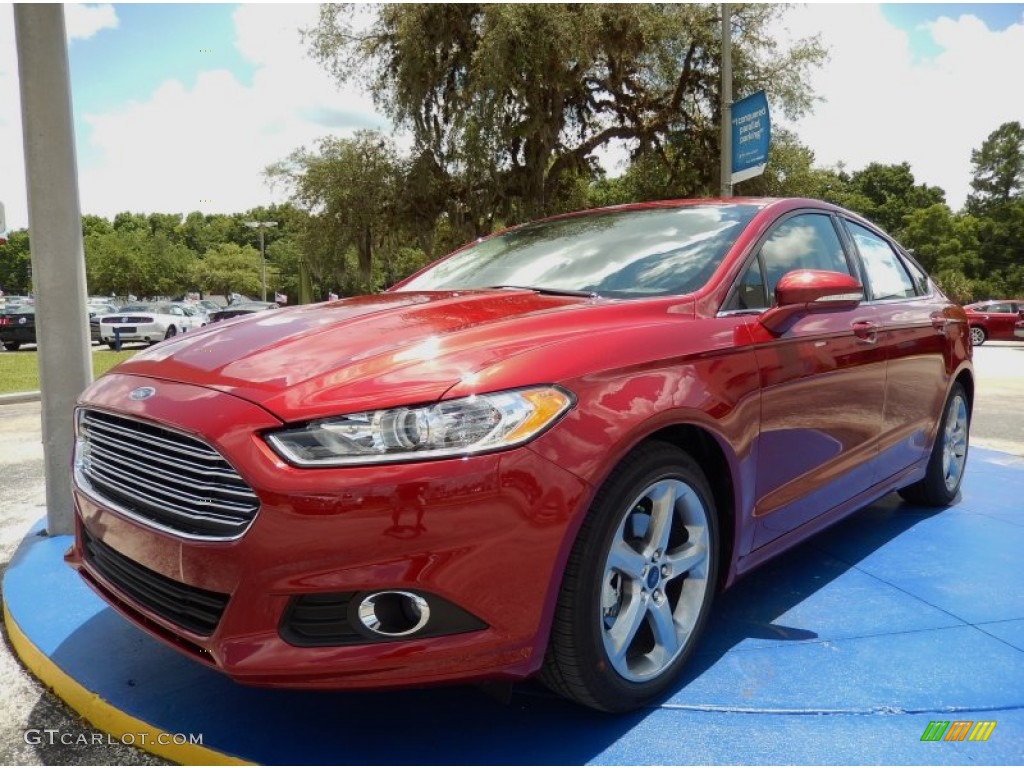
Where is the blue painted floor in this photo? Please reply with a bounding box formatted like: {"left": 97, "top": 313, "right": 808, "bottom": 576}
{"left": 4, "top": 447, "right": 1024, "bottom": 764}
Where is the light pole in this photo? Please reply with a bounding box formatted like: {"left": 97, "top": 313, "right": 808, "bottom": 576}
{"left": 720, "top": 3, "right": 733, "bottom": 198}
{"left": 244, "top": 220, "right": 277, "bottom": 301}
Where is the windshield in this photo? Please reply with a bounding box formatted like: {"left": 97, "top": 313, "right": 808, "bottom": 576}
{"left": 399, "top": 204, "right": 761, "bottom": 299}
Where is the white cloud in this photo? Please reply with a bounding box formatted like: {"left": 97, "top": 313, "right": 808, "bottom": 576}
{"left": 777, "top": 4, "right": 1024, "bottom": 211}
{"left": 65, "top": 3, "right": 118, "bottom": 41}
{"left": 0, "top": 3, "right": 119, "bottom": 232}
{"left": 1, "top": 3, "right": 387, "bottom": 231}
{"left": 75, "top": 4, "right": 387, "bottom": 222}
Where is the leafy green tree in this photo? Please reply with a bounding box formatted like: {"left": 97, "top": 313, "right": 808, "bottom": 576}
{"left": 190, "top": 242, "right": 262, "bottom": 298}
{"left": 265, "top": 236, "right": 304, "bottom": 304}
{"left": 0, "top": 229, "right": 32, "bottom": 295}
{"left": 85, "top": 229, "right": 197, "bottom": 297}
{"left": 112, "top": 212, "right": 149, "bottom": 233}
{"left": 967, "top": 121, "right": 1024, "bottom": 214}
{"left": 833, "top": 162, "right": 945, "bottom": 235}
{"left": 306, "top": 3, "right": 825, "bottom": 235}
{"left": 81, "top": 215, "right": 113, "bottom": 239}
{"left": 898, "top": 204, "right": 981, "bottom": 275}
{"left": 268, "top": 131, "right": 405, "bottom": 290}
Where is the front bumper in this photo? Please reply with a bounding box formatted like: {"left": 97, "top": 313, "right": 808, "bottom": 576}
{"left": 68, "top": 373, "right": 591, "bottom": 689}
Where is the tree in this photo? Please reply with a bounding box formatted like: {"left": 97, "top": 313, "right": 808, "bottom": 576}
{"left": 967, "top": 121, "right": 1024, "bottom": 214}
{"left": 833, "top": 162, "right": 945, "bottom": 236}
{"left": 0, "top": 229, "right": 32, "bottom": 295}
{"left": 898, "top": 204, "right": 981, "bottom": 276}
{"left": 268, "top": 131, "right": 405, "bottom": 290}
{"left": 305, "top": 3, "right": 825, "bottom": 235}
{"left": 85, "top": 229, "right": 197, "bottom": 297}
{"left": 190, "top": 243, "right": 262, "bottom": 298}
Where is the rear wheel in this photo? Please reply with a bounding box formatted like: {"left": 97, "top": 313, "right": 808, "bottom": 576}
{"left": 106, "top": 341, "right": 117, "bottom": 350}
{"left": 3, "top": 342, "right": 21, "bottom": 351}
{"left": 970, "top": 326, "right": 986, "bottom": 346}
{"left": 164, "top": 325, "right": 177, "bottom": 340}
{"left": 541, "top": 442, "right": 718, "bottom": 712}
{"left": 898, "top": 382, "right": 969, "bottom": 506}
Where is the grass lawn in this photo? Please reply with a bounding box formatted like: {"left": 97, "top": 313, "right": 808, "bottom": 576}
{"left": 0, "top": 347, "right": 139, "bottom": 395}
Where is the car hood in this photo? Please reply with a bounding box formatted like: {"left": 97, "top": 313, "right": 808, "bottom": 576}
{"left": 105, "top": 290, "right": 629, "bottom": 421}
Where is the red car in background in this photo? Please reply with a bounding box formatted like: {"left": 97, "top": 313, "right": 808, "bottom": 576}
{"left": 963, "top": 299, "right": 1024, "bottom": 345}
{"left": 67, "top": 198, "right": 973, "bottom": 712}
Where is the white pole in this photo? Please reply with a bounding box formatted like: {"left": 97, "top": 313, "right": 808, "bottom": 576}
{"left": 15, "top": 4, "right": 93, "bottom": 536}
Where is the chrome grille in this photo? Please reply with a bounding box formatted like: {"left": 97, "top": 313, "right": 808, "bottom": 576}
{"left": 76, "top": 409, "right": 260, "bottom": 539}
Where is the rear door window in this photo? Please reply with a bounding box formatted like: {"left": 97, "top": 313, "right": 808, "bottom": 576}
{"left": 846, "top": 222, "right": 916, "bottom": 300}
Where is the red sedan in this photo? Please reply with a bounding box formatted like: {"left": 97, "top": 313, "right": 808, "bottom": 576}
{"left": 67, "top": 198, "right": 973, "bottom": 712}
{"left": 963, "top": 299, "right": 1024, "bottom": 345}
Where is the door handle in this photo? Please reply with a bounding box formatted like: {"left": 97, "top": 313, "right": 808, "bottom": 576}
{"left": 852, "top": 320, "right": 878, "bottom": 343}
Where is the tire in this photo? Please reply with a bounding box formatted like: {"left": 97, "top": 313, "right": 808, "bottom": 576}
{"left": 970, "top": 326, "right": 986, "bottom": 346}
{"left": 164, "top": 325, "right": 177, "bottom": 340}
{"left": 3, "top": 342, "right": 20, "bottom": 351}
{"left": 898, "top": 382, "right": 970, "bottom": 506}
{"left": 106, "top": 341, "right": 117, "bottom": 350}
{"left": 540, "top": 442, "right": 719, "bottom": 712}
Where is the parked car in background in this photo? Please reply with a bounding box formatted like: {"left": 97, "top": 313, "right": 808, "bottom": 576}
{"left": 88, "top": 304, "right": 119, "bottom": 344}
{"left": 0, "top": 305, "right": 35, "bottom": 350}
{"left": 1015, "top": 315, "right": 1024, "bottom": 339}
{"left": 963, "top": 299, "right": 1024, "bottom": 345}
{"left": 3, "top": 303, "right": 123, "bottom": 349}
{"left": 98, "top": 302, "right": 199, "bottom": 348}
{"left": 208, "top": 301, "right": 279, "bottom": 322}
{"left": 171, "top": 302, "right": 210, "bottom": 328}
{"left": 69, "top": 198, "right": 973, "bottom": 712}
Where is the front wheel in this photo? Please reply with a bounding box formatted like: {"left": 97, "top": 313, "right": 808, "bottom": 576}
{"left": 541, "top": 442, "right": 718, "bottom": 712}
{"left": 3, "top": 342, "right": 20, "bottom": 351}
{"left": 898, "top": 382, "right": 970, "bottom": 506}
{"left": 970, "top": 326, "right": 986, "bottom": 346}
{"left": 164, "top": 325, "right": 177, "bottom": 340}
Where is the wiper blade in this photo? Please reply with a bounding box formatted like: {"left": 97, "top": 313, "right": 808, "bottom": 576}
{"left": 486, "top": 285, "right": 600, "bottom": 298}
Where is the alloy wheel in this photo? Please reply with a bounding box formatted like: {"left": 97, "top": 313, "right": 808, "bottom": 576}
{"left": 942, "top": 393, "right": 969, "bottom": 493}
{"left": 599, "top": 478, "right": 711, "bottom": 683}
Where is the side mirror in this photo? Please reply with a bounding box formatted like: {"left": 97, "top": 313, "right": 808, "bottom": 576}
{"left": 759, "top": 270, "right": 863, "bottom": 334}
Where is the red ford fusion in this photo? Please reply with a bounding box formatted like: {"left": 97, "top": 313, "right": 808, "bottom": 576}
{"left": 67, "top": 198, "right": 972, "bottom": 712}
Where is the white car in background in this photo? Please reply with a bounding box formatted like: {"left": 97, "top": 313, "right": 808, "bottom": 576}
{"left": 99, "top": 302, "right": 199, "bottom": 349}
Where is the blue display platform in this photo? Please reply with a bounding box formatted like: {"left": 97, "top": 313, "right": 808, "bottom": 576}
{"left": 4, "top": 447, "right": 1024, "bottom": 765}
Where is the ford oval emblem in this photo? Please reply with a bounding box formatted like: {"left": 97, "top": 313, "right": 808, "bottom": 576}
{"left": 129, "top": 387, "right": 156, "bottom": 401}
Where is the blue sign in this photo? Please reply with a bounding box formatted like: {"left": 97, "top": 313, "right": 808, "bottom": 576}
{"left": 731, "top": 90, "right": 771, "bottom": 184}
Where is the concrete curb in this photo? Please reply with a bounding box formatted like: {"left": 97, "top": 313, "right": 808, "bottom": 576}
{"left": 0, "top": 391, "right": 41, "bottom": 405}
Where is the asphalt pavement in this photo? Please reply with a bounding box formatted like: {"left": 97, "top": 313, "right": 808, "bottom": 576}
{"left": 0, "top": 342, "right": 1022, "bottom": 764}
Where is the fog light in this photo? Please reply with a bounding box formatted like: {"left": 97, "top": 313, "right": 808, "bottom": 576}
{"left": 357, "top": 591, "right": 430, "bottom": 637}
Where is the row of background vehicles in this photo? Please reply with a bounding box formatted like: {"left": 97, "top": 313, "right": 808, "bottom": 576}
{"left": 0, "top": 295, "right": 280, "bottom": 351}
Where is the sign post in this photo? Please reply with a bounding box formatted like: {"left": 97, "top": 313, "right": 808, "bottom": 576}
{"left": 730, "top": 90, "right": 771, "bottom": 185}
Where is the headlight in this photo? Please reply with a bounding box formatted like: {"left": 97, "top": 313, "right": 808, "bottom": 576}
{"left": 265, "top": 386, "right": 574, "bottom": 467}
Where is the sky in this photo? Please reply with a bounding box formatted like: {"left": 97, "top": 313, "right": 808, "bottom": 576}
{"left": 1, "top": 3, "right": 1023, "bottom": 233}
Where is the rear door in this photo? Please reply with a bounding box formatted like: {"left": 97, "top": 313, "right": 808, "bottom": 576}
{"left": 841, "top": 219, "right": 958, "bottom": 479}
{"left": 729, "top": 211, "right": 887, "bottom": 549}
